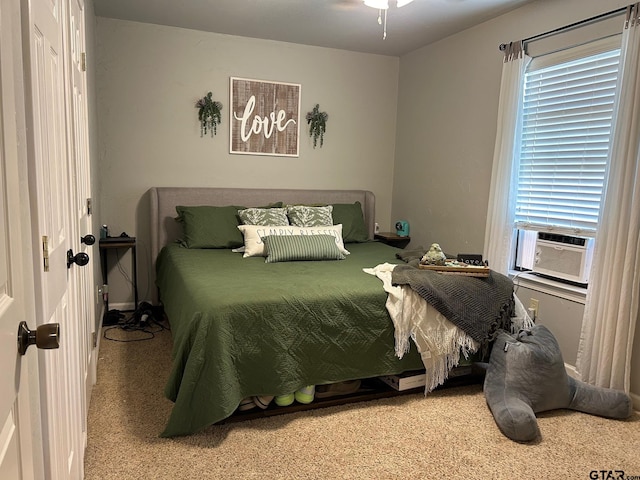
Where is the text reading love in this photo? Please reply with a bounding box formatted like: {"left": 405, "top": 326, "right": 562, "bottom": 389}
{"left": 233, "top": 95, "right": 297, "bottom": 142}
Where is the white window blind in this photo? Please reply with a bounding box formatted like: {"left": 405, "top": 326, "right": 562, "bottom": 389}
{"left": 514, "top": 48, "right": 621, "bottom": 237}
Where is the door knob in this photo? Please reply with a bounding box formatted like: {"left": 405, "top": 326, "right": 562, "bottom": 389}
{"left": 67, "top": 249, "right": 90, "bottom": 268}
{"left": 17, "top": 321, "right": 60, "bottom": 355}
{"left": 81, "top": 234, "right": 96, "bottom": 245}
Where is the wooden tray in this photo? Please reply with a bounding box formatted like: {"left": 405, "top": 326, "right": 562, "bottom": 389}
{"left": 418, "top": 263, "right": 490, "bottom": 277}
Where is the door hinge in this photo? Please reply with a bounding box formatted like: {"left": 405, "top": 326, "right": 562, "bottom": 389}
{"left": 81, "top": 52, "right": 86, "bottom": 72}
{"left": 87, "top": 198, "right": 92, "bottom": 215}
{"left": 42, "top": 235, "right": 49, "bottom": 272}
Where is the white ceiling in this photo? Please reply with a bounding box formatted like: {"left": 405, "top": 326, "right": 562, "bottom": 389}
{"left": 92, "top": 0, "right": 539, "bottom": 56}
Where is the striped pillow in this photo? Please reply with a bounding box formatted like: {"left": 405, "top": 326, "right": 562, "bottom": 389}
{"left": 264, "top": 234, "right": 346, "bottom": 263}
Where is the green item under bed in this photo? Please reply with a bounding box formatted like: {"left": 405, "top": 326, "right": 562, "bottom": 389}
{"left": 156, "top": 241, "right": 423, "bottom": 437}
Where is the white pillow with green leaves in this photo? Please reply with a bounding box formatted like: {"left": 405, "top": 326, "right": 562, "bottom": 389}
{"left": 286, "top": 205, "right": 333, "bottom": 227}
{"left": 238, "top": 207, "right": 289, "bottom": 226}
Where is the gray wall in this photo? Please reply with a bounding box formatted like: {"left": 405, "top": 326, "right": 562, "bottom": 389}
{"left": 393, "top": 0, "right": 639, "bottom": 397}
{"left": 95, "top": 18, "right": 400, "bottom": 304}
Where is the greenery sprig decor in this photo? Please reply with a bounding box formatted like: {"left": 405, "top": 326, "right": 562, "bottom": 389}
{"left": 196, "top": 92, "right": 223, "bottom": 137}
{"left": 306, "top": 104, "right": 328, "bottom": 148}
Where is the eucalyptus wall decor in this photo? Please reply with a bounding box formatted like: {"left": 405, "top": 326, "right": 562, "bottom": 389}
{"left": 306, "top": 104, "right": 328, "bottom": 148}
{"left": 196, "top": 92, "right": 223, "bottom": 137}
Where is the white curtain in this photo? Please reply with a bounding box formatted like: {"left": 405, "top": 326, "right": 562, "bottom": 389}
{"left": 577, "top": 4, "right": 640, "bottom": 393}
{"left": 483, "top": 43, "right": 530, "bottom": 274}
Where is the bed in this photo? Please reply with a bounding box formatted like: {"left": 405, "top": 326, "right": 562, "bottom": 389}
{"left": 150, "top": 187, "right": 515, "bottom": 437}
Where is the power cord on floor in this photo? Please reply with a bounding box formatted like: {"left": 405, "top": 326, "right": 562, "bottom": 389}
{"left": 102, "top": 303, "right": 169, "bottom": 342}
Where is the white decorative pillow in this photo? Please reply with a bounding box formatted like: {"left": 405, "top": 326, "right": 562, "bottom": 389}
{"left": 238, "top": 207, "right": 289, "bottom": 226}
{"left": 286, "top": 205, "right": 333, "bottom": 227}
{"left": 237, "top": 224, "right": 350, "bottom": 258}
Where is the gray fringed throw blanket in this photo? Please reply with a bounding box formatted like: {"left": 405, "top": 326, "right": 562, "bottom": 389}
{"left": 391, "top": 264, "right": 514, "bottom": 345}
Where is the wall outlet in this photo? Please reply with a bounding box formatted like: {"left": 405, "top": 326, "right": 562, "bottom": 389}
{"left": 528, "top": 298, "right": 539, "bottom": 320}
{"left": 97, "top": 284, "right": 108, "bottom": 305}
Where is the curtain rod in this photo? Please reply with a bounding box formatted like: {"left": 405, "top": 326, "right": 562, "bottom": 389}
{"left": 498, "top": 6, "right": 628, "bottom": 51}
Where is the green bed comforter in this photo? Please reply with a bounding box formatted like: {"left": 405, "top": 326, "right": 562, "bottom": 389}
{"left": 156, "top": 241, "right": 423, "bottom": 437}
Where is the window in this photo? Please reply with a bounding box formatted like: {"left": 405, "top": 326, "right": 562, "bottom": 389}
{"left": 512, "top": 38, "right": 621, "bottom": 279}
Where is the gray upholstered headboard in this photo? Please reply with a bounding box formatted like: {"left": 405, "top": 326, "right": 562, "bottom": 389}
{"left": 148, "top": 187, "right": 376, "bottom": 299}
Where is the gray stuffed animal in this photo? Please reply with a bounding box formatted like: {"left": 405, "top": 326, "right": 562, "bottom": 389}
{"left": 483, "top": 324, "right": 633, "bottom": 442}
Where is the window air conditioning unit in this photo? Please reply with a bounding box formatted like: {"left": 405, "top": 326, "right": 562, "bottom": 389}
{"left": 533, "top": 232, "right": 595, "bottom": 284}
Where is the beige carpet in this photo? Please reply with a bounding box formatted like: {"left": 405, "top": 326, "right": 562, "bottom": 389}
{"left": 85, "top": 325, "right": 640, "bottom": 480}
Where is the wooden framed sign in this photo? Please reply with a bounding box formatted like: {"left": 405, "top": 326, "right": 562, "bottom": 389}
{"left": 230, "top": 77, "right": 301, "bottom": 157}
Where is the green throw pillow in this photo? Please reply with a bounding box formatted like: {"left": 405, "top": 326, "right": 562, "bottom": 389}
{"left": 176, "top": 202, "right": 284, "bottom": 249}
{"left": 263, "top": 234, "right": 346, "bottom": 263}
{"left": 331, "top": 202, "right": 369, "bottom": 243}
{"left": 175, "top": 205, "right": 244, "bottom": 248}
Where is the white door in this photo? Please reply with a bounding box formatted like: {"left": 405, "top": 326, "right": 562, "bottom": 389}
{"left": 24, "top": 0, "right": 85, "bottom": 477}
{"left": 65, "top": 0, "right": 94, "bottom": 446}
{"left": 0, "top": 0, "right": 43, "bottom": 478}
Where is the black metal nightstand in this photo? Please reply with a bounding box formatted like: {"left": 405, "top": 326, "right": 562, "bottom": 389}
{"left": 99, "top": 237, "right": 138, "bottom": 315}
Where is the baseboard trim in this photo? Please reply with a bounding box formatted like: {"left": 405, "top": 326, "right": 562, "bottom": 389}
{"left": 566, "top": 363, "right": 639, "bottom": 412}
